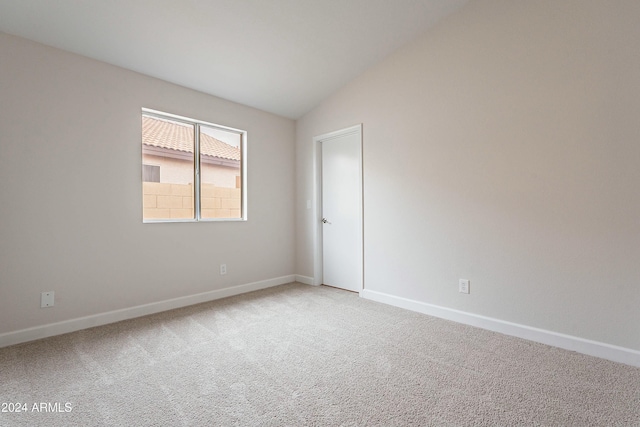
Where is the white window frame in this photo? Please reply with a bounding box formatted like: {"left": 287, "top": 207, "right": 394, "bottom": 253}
{"left": 142, "top": 108, "right": 247, "bottom": 223}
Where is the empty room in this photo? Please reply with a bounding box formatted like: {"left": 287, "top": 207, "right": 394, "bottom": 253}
{"left": 1, "top": 0, "right": 639, "bottom": 425}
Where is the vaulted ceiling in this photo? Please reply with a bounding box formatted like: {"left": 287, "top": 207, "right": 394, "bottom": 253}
{"left": 0, "top": 0, "right": 470, "bottom": 118}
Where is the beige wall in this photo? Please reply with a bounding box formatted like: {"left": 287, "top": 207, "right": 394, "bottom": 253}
{"left": 143, "top": 154, "right": 240, "bottom": 188}
{"left": 0, "top": 32, "right": 295, "bottom": 335}
{"left": 296, "top": 0, "right": 640, "bottom": 351}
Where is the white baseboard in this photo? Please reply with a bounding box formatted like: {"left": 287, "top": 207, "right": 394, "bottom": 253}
{"left": 0, "top": 275, "right": 296, "bottom": 349}
{"left": 295, "top": 275, "right": 315, "bottom": 285}
{"left": 360, "top": 289, "right": 640, "bottom": 368}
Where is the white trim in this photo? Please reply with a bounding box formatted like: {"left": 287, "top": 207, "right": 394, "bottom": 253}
{"left": 313, "top": 124, "right": 364, "bottom": 290}
{"left": 0, "top": 275, "right": 295, "bottom": 349}
{"left": 142, "top": 108, "right": 245, "bottom": 135}
{"left": 360, "top": 289, "right": 640, "bottom": 368}
{"left": 295, "top": 275, "right": 315, "bottom": 285}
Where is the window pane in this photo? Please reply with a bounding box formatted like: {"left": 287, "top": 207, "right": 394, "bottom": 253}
{"left": 142, "top": 115, "right": 195, "bottom": 220}
{"left": 199, "top": 125, "right": 242, "bottom": 219}
{"left": 142, "top": 164, "right": 160, "bottom": 182}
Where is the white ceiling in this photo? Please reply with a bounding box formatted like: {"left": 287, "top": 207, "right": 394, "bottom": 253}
{"left": 0, "top": 0, "right": 469, "bottom": 119}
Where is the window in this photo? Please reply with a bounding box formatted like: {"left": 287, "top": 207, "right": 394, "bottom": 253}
{"left": 142, "top": 164, "right": 160, "bottom": 182}
{"left": 141, "top": 109, "right": 246, "bottom": 222}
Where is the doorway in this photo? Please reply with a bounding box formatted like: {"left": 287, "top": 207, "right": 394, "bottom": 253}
{"left": 314, "top": 125, "right": 363, "bottom": 292}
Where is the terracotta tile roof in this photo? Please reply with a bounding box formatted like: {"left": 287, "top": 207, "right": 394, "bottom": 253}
{"left": 142, "top": 116, "right": 240, "bottom": 161}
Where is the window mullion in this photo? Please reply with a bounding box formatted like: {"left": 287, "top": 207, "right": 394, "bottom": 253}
{"left": 194, "top": 124, "right": 201, "bottom": 221}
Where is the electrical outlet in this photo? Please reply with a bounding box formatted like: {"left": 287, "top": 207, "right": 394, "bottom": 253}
{"left": 220, "top": 264, "right": 227, "bottom": 275}
{"left": 41, "top": 291, "right": 55, "bottom": 308}
{"left": 459, "top": 279, "right": 470, "bottom": 294}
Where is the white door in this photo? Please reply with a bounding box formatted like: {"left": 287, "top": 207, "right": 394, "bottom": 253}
{"left": 320, "top": 126, "right": 362, "bottom": 292}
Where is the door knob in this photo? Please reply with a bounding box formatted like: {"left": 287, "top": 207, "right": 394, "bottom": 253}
{"left": 322, "top": 218, "right": 331, "bottom": 224}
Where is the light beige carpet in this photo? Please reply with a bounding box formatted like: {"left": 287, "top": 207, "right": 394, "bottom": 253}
{"left": 1, "top": 283, "right": 639, "bottom": 426}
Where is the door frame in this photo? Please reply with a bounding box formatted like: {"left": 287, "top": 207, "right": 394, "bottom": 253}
{"left": 313, "top": 124, "right": 364, "bottom": 290}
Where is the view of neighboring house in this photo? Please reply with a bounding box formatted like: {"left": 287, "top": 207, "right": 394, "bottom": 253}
{"left": 142, "top": 115, "right": 242, "bottom": 220}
